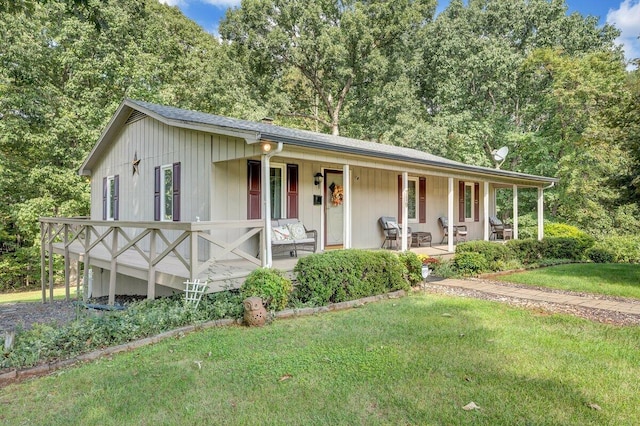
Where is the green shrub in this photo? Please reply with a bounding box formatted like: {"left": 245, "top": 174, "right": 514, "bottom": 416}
{"left": 240, "top": 268, "right": 292, "bottom": 311}
{"left": 585, "top": 247, "right": 616, "bottom": 263}
{"left": 506, "top": 239, "right": 544, "bottom": 264}
{"left": 456, "top": 241, "right": 511, "bottom": 268}
{"left": 541, "top": 237, "right": 587, "bottom": 261}
{"left": 1, "top": 291, "right": 244, "bottom": 370}
{"left": 590, "top": 236, "right": 640, "bottom": 263}
{"left": 397, "top": 251, "right": 423, "bottom": 286}
{"left": 293, "top": 249, "right": 409, "bottom": 305}
{"left": 544, "top": 224, "right": 595, "bottom": 252}
{"left": 431, "top": 259, "right": 457, "bottom": 278}
{"left": 453, "top": 252, "right": 489, "bottom": 276}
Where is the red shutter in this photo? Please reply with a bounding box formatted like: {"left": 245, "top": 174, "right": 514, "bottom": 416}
{"left": 102, "top": 177, "right": 107, "bottom": 220}
{"left": 458, "top": 181, "right": 465, "bottom": 222}
{"left": 154, "top": 166, "right": 161, "bottom": 221}
{"left": 286, "top": 164, "right": 298, "bottom": 219}
{"left": 474, "top": 182, "right": 480, "bottom": 222}
{"left": 419, "top": 177, "right": 426, "bottom": 224}
{"left": 113, "top": 175, "right": 119, "bottom": 221}
{"left": 172, "top": 162, "right": 181, "bottom": 221}
{"left": 397, "top": 175, "right": 402, "bottom": 219}
{"left": 247, "top": 160, "right": 261, "bottom": 219}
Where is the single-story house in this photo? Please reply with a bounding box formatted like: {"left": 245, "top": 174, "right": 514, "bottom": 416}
{"left": 40, "top": 99, "right": 557, "bottom": 304}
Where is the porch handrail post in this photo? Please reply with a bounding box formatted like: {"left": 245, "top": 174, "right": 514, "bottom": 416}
{"left": 40, "top": 221, "right": 46, "bottom": 303}
{"left": 64, "top": 224, "right": 70, "bottom": 300}
{"left": 401, "top": 172, "right": 408, "bottom": 251}
{"left": 447, "top": 177, "right": 454, "bottom": 253}
{"left": 148, "top": 229, "right": 156, "bottom": 299}
{"left": 512, "top": 185, "right": 518, "bottom": 240}
{"left": 108, "top": 226, "right": 118, "bottom": 305}
{"left": 48, "top": 223, "right": 54, "bottom": 302}
{"left": 537, "top": 187, "right": 544, "bottom": 240}
{"left": 483, "top": 181, "right": 490, "bottom": 241}
{"left": 83, "top": 225, "right": 91, "bottom": 301}
{"left": 343, "top": 164, "right": 351, "bottom": 249}
{"left": 190, "top": 228, "right": 198, "bottom": 281}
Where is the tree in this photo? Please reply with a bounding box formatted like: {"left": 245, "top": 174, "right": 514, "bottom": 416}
{"left": 220, "top": 0, "right": 435, "bottom": 136}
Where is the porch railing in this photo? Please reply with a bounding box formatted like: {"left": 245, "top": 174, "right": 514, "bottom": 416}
{"left": 39, "top": 217, "right": 265, "bottom": 304}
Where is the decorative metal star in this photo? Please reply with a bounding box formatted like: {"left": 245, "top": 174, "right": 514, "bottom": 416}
{"left": 132, "top": 152, "right": 141, "bottom": 176}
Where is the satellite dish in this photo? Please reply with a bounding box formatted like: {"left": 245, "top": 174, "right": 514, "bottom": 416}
{"left": 491, "top": 146, "right": 509, "bottom": 169}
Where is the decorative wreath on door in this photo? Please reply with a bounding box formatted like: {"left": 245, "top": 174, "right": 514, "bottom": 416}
{"left": 329, "top": 182, "right": 344, "bottom": 206}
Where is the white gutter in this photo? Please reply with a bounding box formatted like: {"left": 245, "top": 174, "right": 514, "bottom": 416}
{"left": 262, "top": 141, "right": 283, "bottom": 268}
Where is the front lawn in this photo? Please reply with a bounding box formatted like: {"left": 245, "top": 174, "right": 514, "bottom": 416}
{"left": 1, "top": 293, "right": 638, "bottom": 425}
{"left": 493, "top": 263, "right": 640, "bottom": 299}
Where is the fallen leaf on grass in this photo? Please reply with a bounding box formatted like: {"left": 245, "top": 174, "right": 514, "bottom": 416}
{"left": 442, "top": 313, "right": 452, "bottom": 317}
{"left": 588, "top": 403, "right": 602, "bottom": 411}
{"left": 194, "top": 360, "right": 202, "bottom": 370}
{"left": 279, "top": 374, "right": 292, "bottom": 382}
{"left": 462, "top": 401, "right": 480, "bottom": 411}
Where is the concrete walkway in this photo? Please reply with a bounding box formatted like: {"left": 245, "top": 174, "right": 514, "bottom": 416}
{"left": 436, "top": 278, "right": 640, "bottom": 316}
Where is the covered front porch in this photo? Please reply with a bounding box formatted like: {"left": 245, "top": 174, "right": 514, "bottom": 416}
{"left": 40, "top": 216, "right": 464, "bottom": 305}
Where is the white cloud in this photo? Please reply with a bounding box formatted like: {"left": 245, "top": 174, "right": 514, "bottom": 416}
{"left": 158, "top": 0, "right": 185, "bottom": 6}
{"left": 606, "top": 0, "right": 640, "bottom": 67}
{"left": 201, "top": 0, "right": 242, "bottom": 7}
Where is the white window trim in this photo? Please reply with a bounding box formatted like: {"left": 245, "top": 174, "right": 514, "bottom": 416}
{"left": 464, "top": 182, "right": 475, "bottom": 222}
{"left": 407, "top": 177, "right": 419, "bottom": 223}
{"left": 106, "top": 175, "right": 115, "bottom": 221}
{"left": 270, "top": 163, "right": 286, "bottom": 219}
{"left": 160, "top": 164, "right": 173, "bottom": 222}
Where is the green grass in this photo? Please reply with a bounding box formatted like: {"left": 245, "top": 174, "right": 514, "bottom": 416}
{"left": 1, "top": 293, "right": 638, "bottom": 425}
{"left": 0, "top": 286, "right": 78, "bottom": 304}
{"left": 493, "top": 263, "right": 640, "bottom": 300}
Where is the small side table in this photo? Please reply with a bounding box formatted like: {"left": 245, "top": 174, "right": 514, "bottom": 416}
{"left": 503, "top": 229, "right": 513, "bottom": 241}
{"left": 412, "top": 232, "right": 432, "bottom": 247}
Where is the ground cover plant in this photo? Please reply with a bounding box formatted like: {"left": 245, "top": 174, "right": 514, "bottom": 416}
{"left": 1, "top": 293, "right": 638, "bottom": 425}
{"left": 493, "top": 264, "right": 640, "bottom": 300}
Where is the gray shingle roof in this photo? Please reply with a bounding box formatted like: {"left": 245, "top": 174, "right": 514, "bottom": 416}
{"left": 127, "top": 99, "right": 557, "bottom": 184}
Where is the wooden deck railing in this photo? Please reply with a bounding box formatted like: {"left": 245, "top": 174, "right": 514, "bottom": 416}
{"left": 39, "top": 218, "right": 265, "bottom": 304}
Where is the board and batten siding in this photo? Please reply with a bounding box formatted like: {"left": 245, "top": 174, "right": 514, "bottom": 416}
{"left": 90, "top": 116, "right": 213, "bottom": 223}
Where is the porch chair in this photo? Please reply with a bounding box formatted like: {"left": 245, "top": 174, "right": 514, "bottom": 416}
{"left": 437, "top": 216, "right": 467, "bottom": 243}
{"left": 489, "top": 215, "right": 512, "bottom": 240}
{"left": 379, "top": 216, "right": 412, "bottom": 249}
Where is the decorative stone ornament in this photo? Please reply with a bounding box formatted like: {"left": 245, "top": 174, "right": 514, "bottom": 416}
{"left": 243, "top": 296, "right": 267, "bottom": 326}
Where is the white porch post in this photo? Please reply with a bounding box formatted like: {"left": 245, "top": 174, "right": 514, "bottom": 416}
{"left": 483, "top": 181, "right": 490, "bottom": 241}
{"left": 447, "top": 177, "right": 454, "bottom": 253}
{"left": 537, "top": 186, "right": 544, "bottom": 240}
{"left": 343, "top": 164, "right": 351, "bottom": 248}
{"left": 401, "top": 172, "right": 409, "bottom": 251}
{"left": 512, "top": 184, "right": 519, "bottom": 240}
{"left": 261, "top": 142, "right": 283, "bottom": 268}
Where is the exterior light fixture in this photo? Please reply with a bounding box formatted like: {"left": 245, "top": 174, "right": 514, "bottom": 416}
{"left": 314, "top": 172, "right": 323, "bottom": 186}
{"left": 261, "top": 142, "right": 272, "bottom": 153}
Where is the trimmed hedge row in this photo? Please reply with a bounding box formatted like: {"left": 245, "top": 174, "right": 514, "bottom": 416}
{"left": 453, "top": 234, "right": 598, "bottom": 276}
{"left": 293, "top": 249, "right": 411, "bottom": 305}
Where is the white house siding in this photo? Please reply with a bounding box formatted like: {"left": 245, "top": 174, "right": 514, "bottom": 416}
{"left": 89, "top": 116, "right": 213, "bottom": 258}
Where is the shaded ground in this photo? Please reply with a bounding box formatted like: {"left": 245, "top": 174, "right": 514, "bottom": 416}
{"left": 0, "top": 296, "right": 145, "bottom": 335}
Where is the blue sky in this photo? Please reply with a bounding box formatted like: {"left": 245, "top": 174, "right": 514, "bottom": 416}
{"left": 162, "top": 0, "right": 640, "bottom": 65}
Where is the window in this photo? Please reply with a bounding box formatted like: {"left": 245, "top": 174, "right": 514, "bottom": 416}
{"left": 103, "top": 175, "right": 118, "bottom": 221}
{"left": 247, "top": 161, "right": 298, "bottom": 220}
{"left": 398, "top": 175, "right": 426, "bottom": 224}
{"left": 270, "top": 164, "right": 285, "bottom": 219}
{"left": 155, "top": 163, "right": 180, "bottom": 221}
{"left": 458, "top": 181, "right": 479, "bottom": 222}
{"left": 407, "top": 178, "right": 418, "bottom": 222}
{"left": 161, "top": 165, "right": 173, "bottom": 221}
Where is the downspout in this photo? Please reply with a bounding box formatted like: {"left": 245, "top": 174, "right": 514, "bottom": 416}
{"left": 262, "top": 141, "right": 283, "bottom": 268}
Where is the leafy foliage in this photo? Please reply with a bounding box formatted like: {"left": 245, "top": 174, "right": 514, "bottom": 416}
{"left": 293, "top": 249, "right": 409, "bottom": 305}
{"left": 1, "top": 291, "right": 244, "bottom": 369}
{"left": 240, "top": 268, "right": 292, "bottom": 311}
